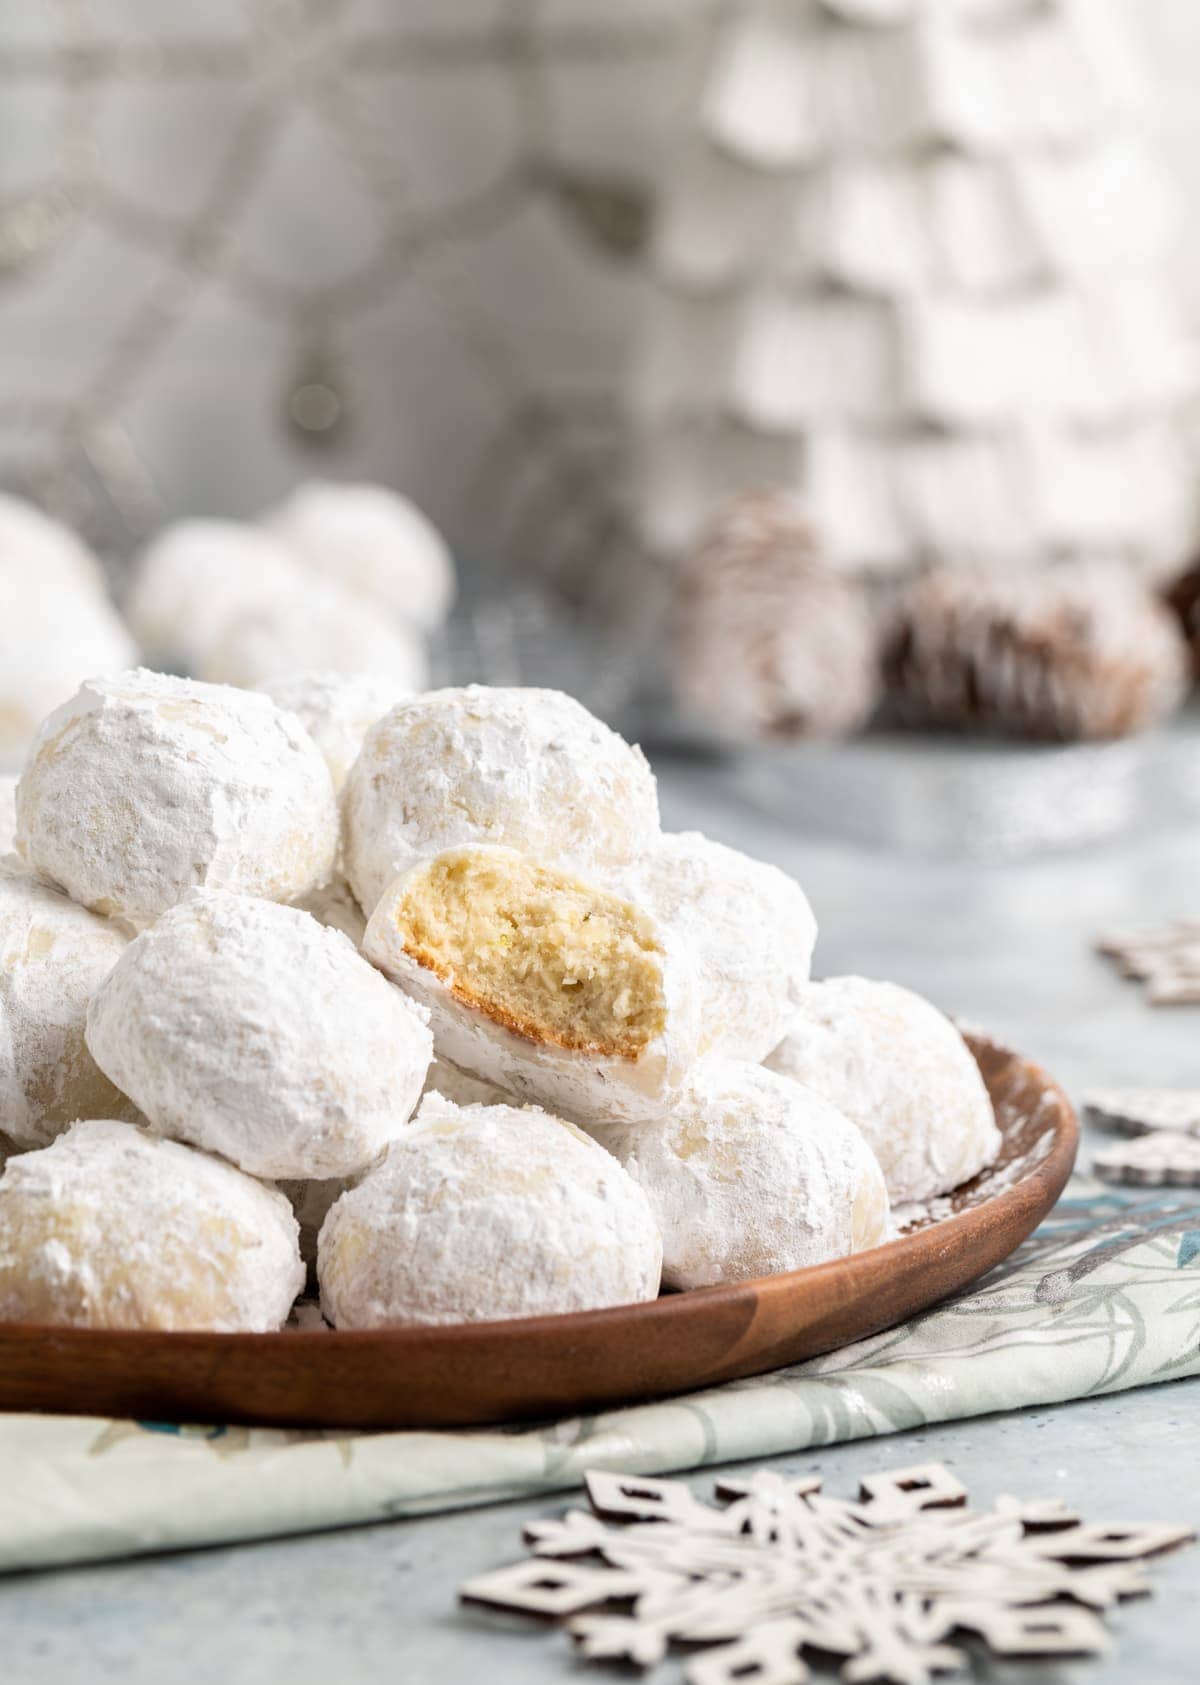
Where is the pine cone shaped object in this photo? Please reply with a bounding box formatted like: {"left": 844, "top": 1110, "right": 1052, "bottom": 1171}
{"left": 1164, "top": 559, "right": 1200, "bottom": 679}
{"left": 884, "top": 563, "right": 1189, "bottom": 742}
{"left": 670, "top": 491, "right": 880, "bottom": 742}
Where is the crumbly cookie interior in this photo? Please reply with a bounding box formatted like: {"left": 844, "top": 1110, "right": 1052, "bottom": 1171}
{"left": 394, "top": 849, "right": 667, "bottom": 1058}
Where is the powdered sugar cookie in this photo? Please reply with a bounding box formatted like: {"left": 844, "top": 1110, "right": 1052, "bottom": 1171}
{"left": 766, "top": 976, "right": 1000, "bottom": 1203}
{"left": 344, "top": 686, "right": 660, "bottom": 916}
{"left": 615, "top": 831, "right": 816, "bottom": 1062}
{"left": 0, "top": 492, "right": 107, "bottom": 594}
{"left": 255, "top": 669, "right": 414, "bottom": 792}
{"left": 1, "top": 866, "right": 132, "bottom": 1149}
{"left": 0, "top": 1119, "right": 303, "bottom": 1331}
{"left": 0, "top": 776, "right": 15, "bottom": 855}
{"left": 0, "top": 572, "right": 137, "bottom": 770}
{"left": 195, "top": 577, "right": 428, "bottom": 693}
{"left": 124, "top": 520, "right": 301, "bottom": 669}
{"left": 262, "top": 479, "right": 455, "bottom": 632}
{"left": 364, "top": 846, "right": 699, "bottom": 1127}
{"left": 86, "top": 889, "right": 432, "bottom": 1179}
{"left": 583, "top": 1058, "right": 889, "bottom": 1290}
{"left": 15, "top": 669, "right": 338, "bottom": 928}
{"left": 318, "top": 1095, "right": 662, "bottom": 1327}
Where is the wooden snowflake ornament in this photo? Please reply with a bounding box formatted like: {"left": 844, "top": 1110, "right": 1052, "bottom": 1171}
{"left": 1083, "top": 1087, "right": 1200, "bottom": 1137}
{"left": 461, "top": 1464, "right": 1193, "bottom": 1685}
{"left": 1095, "top": 923, "right": 1200, "bottom": 1005}
{"left": 1093, "top": 1132, "right": 1200, "bottom": 1188}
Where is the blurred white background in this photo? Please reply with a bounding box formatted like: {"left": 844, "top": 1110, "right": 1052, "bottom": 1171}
{"left": 1128, "top": 0, "right": 1200, "bottom": 300}
{"left": 0, "top": 0, "right": 1198, "bottom": 577}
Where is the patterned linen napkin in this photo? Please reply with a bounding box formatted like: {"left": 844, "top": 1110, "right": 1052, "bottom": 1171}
{"left": 4, "top": 1175, "right": 1199, "bottom": 1575}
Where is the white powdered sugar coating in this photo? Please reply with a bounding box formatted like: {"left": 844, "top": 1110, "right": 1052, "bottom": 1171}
{"left": 614, "top": 830, "right": 817, "bottom": 1063}
{"left": 86, "top": 890, "right": 433, "bottom": 1180}
{"left": 0, "top": 567, "right": 138, "bottom": 770}
{"left": 582, "top": 1058, "right": 889, "bottom": 1291}
{"left": 0, "top": 1118, "right": 303, "bottom": 1331}
{"left": 0, "top": 866, "right": 132, "bottom": 1148}
{"left": 344, "top": 686, "right": 661, "bottom": 916}
{"left": 318, "top": 1095, "right": 662, "bottom": 1328}
{"left": 766, "top": 976, "right": 1001, "bottom": 1204}
{"left": 255, "top": 670, "right": 414, "bottom": 793}
{"left": 0, "top": 777, "right": 15, "bottom": 854}
{"left": 262, "top": 479, "right": 455, "bottom": 632}
{"left": 194, "top": 576, "right": 429, "bottom": 693}
{"left": 364, "top": 856, "right": 700, "bottom": 1128}
{"left": 15, "top": 669, "right": 339, "bottom": 928}
{"left": 422, "top": 1056, "right": 513, "bottom": 1108}
{"left": 0, "top": 492, "right": 107, "bottom": 594}
{"left": 123, "top": 520, "right": 301, "bottom": 668}
{"left": 296, "top": 875, "right": 367, "bottom": 947}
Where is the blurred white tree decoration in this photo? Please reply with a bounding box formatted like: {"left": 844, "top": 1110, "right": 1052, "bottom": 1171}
{"left": 632, "top": 0, "right": 1197, "bottom": 582}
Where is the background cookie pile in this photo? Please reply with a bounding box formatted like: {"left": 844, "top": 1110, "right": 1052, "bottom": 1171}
{"left": 0, "top": 673, "right": 999, "bottom": 1333}
{"left": 0, "top": 482, "right": 452, "bottom": 775}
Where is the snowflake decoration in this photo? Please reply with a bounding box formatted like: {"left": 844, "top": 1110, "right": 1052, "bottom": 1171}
{"left": 461, "top": 1464, "right": 1193, "bottom": 1685}
{"left": 1083, "top": 1087, "right": 1200, "bottom": 1137}
{"left": 1095, "top": 924, "right": 1200, "bottom": 1006}
{"left": 1093, "top": 1132, "right": 1200, "bottom": 1188}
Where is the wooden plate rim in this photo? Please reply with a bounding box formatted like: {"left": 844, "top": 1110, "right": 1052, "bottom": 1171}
{"left": 0, "top": 1031, "right": 1078, "bottom": 1362}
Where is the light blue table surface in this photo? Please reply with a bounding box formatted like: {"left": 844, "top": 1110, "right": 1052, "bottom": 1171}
{"left": 3, "top": 749, "right": 1199, "bottom": 1685}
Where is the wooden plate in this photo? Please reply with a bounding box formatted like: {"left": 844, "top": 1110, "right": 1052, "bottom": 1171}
{"left": 0, "top": 1033, "right": 1076, "bottom": 1431}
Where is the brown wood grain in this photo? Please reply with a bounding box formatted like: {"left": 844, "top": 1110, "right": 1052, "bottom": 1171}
{"left": 0, "top": 1033, "right": 1077, "bottom": 1430}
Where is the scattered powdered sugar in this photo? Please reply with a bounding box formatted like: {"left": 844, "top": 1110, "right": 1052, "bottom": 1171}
{"left": 286, "top": 1298, "right": 331, "bottom": 1332}
{"left": 892, "top": 1099, "right": 1058, "bottom": 1230}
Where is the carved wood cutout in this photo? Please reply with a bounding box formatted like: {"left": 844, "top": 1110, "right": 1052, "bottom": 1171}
{"left": 1093, "top": 1132, "right": 1200, "bottom": 1187}
{"left": 1083, "top": 1087, "right": 1200, "bottom": 1137}
{"left": 461, "top": 1463, "right": 1194, "bottom": 1685}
